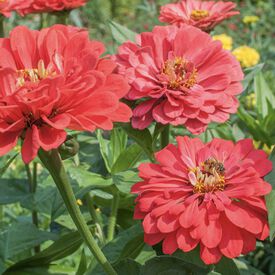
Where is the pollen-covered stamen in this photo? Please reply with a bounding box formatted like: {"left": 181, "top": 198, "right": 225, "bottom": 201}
{"left": 16, "top": 59, "right": 56, "bottom": 87}
{"left": 189, "top": 157, "right": 225, "bottom": 194}
{"left": 161, "top": 57, "right": 198, "bottom": 90}
{"left": 190, "top": 10, "right": 209, "bottom": 21}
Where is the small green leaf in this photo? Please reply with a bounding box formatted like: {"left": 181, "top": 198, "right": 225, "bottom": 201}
{"left": 0, "top": 153, "right": 18, "bottom": 178}
{"left": 76, "top": 249, "right": 87, "bottom": 275}
{"left": 242, "top": 63, "right": 264, "bottom": 92}
{"left": 109, "top": 21, "right": 137, "bottom": 44}
{"left": 110, "top": 128, "right": 128, "bottom": 165}
{"left": 96, "top": 130, "right": 112, "bottom": 172}
{"left": 111, "top": 144, "right": 143, "bottom": 174}
{"left": 266, "top": 191, "right": 275, "bottom": 241}
{"left": 214, "top": 257, "right": 240, "bottom": 275}
{"left": 112, "top": 170, "right": 140, "bottom": 194}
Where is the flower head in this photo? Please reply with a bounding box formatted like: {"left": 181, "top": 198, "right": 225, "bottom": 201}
{"left": 159, "top": 0, "right": 239, "bottom": 32}
{"left": 212, "top": 34, "right": 233, "bottom": 51}
{"left": 243, "top": 15, "right": 259, "bottom": 24}
{"left": 17, "top": 0, "right": 87, "bottom": 15}
{"left": 232, "top": 46, "right": 260, "bottom": 68}
{"left": 114, "top": 25, "right": 243, "bottom": 135}
{"left": 132, "top": 137, "right": 272, "bottom": 264}
{"left": 0, "top": 0, "right": 32, "bottom": 17}
{"left": 0, "top": 25, "right": 131, "bottom": 163}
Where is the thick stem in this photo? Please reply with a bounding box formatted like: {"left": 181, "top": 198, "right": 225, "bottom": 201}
{"left": 160, "top": 125, "right": 170, "bottom": 149}
{"left": 38, "top": 149, "right": 116, "bottom": 275}
{"left": 25, "top": 163, "right": 40, "bottom": 253}
{"left": 0, "top": 15, "right": 4, "bottom": 37}
{"left": 107, "top": 192, "right": 120, "bottom": 242}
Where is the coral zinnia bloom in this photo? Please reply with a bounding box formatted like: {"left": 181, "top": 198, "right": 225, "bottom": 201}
{"left": 0, "top": 25, "right": 131, "bottom": 163}
{"left": 114, "top": 25, "right": 243, "bottom": 134}
{"left": 17, "top": 0, "right": 87, "bottom": 15}
{"left": 132, "top": 137, "right": 272, "bottom": 264}
{"left": 159, "top": 0, "right": 239, "bottom": 32}
{"left": 0, "top": 0, "right": 32, "bottom": 17}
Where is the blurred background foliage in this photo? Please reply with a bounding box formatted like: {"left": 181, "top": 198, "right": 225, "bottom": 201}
{"left": 0, "top": 0, "right": 275, "bottom": 274}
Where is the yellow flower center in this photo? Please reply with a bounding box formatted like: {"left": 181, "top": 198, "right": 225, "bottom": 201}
{"left": 189, "top": 157, "right": 225, "bottom": 194}
{"left": 162, "top": 57, "right": 197, "bottom": 90}
{"left": 16, "top": 59, "right": 56, "bottom": 87}
{"left": 191, "top": 10, "right": 209, "bottom": 21}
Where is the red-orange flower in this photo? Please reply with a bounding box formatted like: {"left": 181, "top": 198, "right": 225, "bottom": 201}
{"left": 132, "top": 137, "right": 272, "bottom": 264}
{"left": 159, "top": 0, "right": 239, "bottom": 32}
{"left": 0, "top": 0, "right": 32, "bottom": 17}
{"left": 114, "top": 25, "right": 243, "bottom": 134}
{"left": 0, "top": 25, "right": 131, "bottom": 163}
{"left": 17, "top": 0, "right": 87, "bottom": 15}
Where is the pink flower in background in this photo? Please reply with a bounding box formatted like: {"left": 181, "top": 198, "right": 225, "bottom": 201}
{"left": 159, "top": 0, "right": 239, "bottom": 32}
{"left": 0, "top": 25, "right": 131, "bottom": 163}
{"left": 0, "top": 0, "right": 32, "bottom": 17}
{"left": 114, "top": 25, "right": 243, "bottom": 135}
{"left": 17, "top": 0, "right": 88, "bottom": 15}
{"left": 132, "top": 137, "right": 272, "bottom": 264}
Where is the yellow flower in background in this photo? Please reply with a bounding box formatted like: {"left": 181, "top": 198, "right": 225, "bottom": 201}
{"left": 77, "top": 199, "right": 83, "bottom": 206}
{"left": 232, "top": 46, "right": 260, "bottom": 68}
{"left": 212, "top": 34, "right": 233, "bottom": 50}
{"left": 246, "top": 93, "right": 256, "bottom": 109}
{"left": 243, "top": 15, "right": 260, "bottom": 24}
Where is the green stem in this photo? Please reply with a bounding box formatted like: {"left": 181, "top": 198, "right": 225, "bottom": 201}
{"left": 55, "top": 11, "right": 69, "bottom": 24}
{"left": 85, "top": 193, "right": 106, "bottom": 245}
{"left": 160, "top": 125, "right": 170, "bottom": 149}
{"left": 0, "top": 15, "right": 4, "bottom": 37}
{"left": 38, "top": 149, "right": 117, "bottom": 275}
{"left": 0, "top": 206, "right": 3, "bottom": 221}
{"left": 107, "top": 192, "right": 120, "bottom": 242}
{"left": 25, "top": 163, "right": 40, "bottom": 253}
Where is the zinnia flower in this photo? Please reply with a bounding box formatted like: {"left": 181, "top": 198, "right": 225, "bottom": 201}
{"left": 17, "top": 0, "right": 87, "bottom": 15}
{"left": 132, "top": 137, "right": 272, "bottom": 264}
{"left": 0, "top": 25, "right": 131, "bottom": 163}
{"left": 212, "top": 34, "right": 233, "bottom": 51}
{"left": 114, "top": 25, "right": 243, "bottom": 134}
{"left": 232, "top": 46, "right": 260, "bottom": 68}
{"left": 0, "top": 0, "right": 32, "bottom": 17}
{"left": 159, "top": 0, "right": 239, "bottom": 32}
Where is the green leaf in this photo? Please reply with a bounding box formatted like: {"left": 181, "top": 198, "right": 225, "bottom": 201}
{"left": 140, "top": 256, "right": 210, "bottom": 275}
{"left": 242, "top": 63, "right": 264, "bottom": 92}
{"left": 234, "top": 259, "right": 265, "bottom": 275}
{"left": 112, "top": 170, "right": 140, "bottom": 194}
{"left": 254, "top": 72, "right": 275, "bottom": 117}
{"left": 76, "top": 249, "right": 87, "bottom": 275}
{"left": 6, "top": 231, "right": 82, "bottom": 271}
{"left": 96, "top": 130, "right": 112, "bottom": 172}
{"left": 110, "top": 128, "right": 128, "bottom": 166}
{"left": 214, "top": 257, "right": 240, "bottom": 275}
{"left": 266, "top": 190, "right": 275, "bottom": 241}
{"left": 109, "top": 20, "right": 137, "bottom": 44}
{"left": 87, "top": 223, "right": 143, "bottom": 274}
{"left": 0, "top": 153, "right": 18, "bottom": 178}
{"left": 114, "top": 259, "right": 141, "bottom": 275}
{"left": 265, "top": 148, "right": 275, "bottom": 188}
{"left": 0, "top": 222, "right": 56, "bottom": 262}
{"left": 122, "top": 124, "right": 154, "bottom": 161}
{"left": 111, "top": 144, "right": 143, "bottom": 174}
{"left": 0, "top": 179, "right": 30, "bottom": 205}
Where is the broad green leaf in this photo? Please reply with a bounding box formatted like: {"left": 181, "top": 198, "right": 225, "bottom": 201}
{"left": 0, "top": 179, "right": 30, "bottom": 205}
{"left": 112, "top": 170, "right": 140, "bottom": 194}
{"left": 265, "top": 148, "right": 275, "bottom": 188}
{"left": 141, "top": 256, "right": 210, "bottom": 275}
{"left": 254, "top": 72, "right": 275, "bottom": 118}
{"left": 109, "top": 20, "right": 137, "bottom": 44}
{"left": 6, "top": 231, "right": 82, "bottom": 271}
{"left": 87, "top": 223, "right": 143, "bottom": 274}
{"left": 110, "top": 128, "right": 128, "bottom": 165}
{"left": 0, "top": 222, "right": 56, "bottom": 262}
{"left": 122, "top": 124, "right": 154, "bottom": 161}
{"left": 114, "top": 259, "right": 141, "bottom": 275}
{"left": 111, "top": 144, "right": 143, "bottom": 174}
{"left": 214, "top": 257, "right": 240, "bottom": 275}
{"left": 234, "top": 259, "right": 265, "bottom": 275}
{"left": 135, "top": 245, "right": 156, "bottom": 264}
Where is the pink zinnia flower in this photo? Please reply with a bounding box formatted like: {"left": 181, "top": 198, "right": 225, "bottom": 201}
{"left": 132, "top": 137, "right": 272, "bottom": 264}
{"left": 159, "top": 0, "right": 239, "bottom": 32}
{"left": 0, "top": 0, "right": 32, "bottom": 17}
{"left": 0, "top": 25, "right": 131, "bottom": 163}
{"left": 114, "top": 25, "right": 243, "bottom": 134}
{"left": 17, "top": 0, "right": 87, "bottom": 15}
